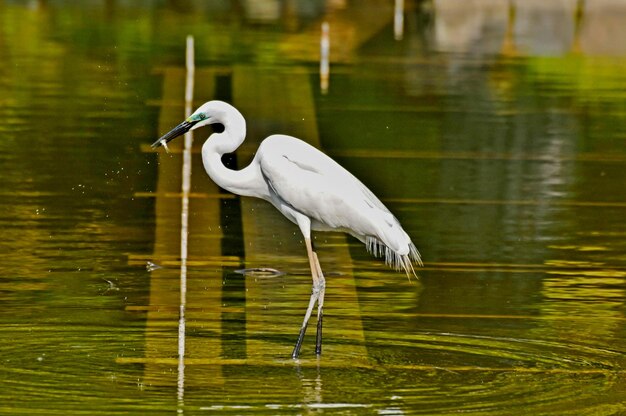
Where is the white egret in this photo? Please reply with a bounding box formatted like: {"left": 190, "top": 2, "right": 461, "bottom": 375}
{"left": 152, "top": 100, "right": 422, "bottom": 358}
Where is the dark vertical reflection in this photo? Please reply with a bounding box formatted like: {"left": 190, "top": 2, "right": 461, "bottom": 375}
{"left": 214, "top": 72, "right": 247, "bottom": 359}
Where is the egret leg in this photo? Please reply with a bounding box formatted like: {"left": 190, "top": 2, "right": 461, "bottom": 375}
{"left": 291, "top": 284, "right": 318, "bottom": 358}
{"left": 313, "top": 252, "right": 325, "bottom": 355}
{"left": 292, "top": 238, "right": 324, "bottom": 359}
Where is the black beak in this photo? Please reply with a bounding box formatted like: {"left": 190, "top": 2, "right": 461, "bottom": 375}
{"left": 151, "top": 120, "right": 196, "bottom": 149}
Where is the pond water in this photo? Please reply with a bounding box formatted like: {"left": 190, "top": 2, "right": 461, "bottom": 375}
{"left": 1, "top": 1, "right": 626, "bottom": 414}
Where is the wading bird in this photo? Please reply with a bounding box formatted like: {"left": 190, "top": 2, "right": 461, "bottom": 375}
{"left": 152, "top": 101, "right": 422, "bottom": 358}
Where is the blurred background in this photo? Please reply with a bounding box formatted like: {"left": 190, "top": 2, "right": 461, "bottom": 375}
{"left": 1, "top": 0, "right": 626, "bottom": 414}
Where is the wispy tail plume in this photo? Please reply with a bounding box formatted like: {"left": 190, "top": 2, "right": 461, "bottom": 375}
{"left": 366, "top": 237, "right": 422, "bottom": 279}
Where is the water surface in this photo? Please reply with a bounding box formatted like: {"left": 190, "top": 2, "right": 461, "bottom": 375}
{"left": 1, "top": 1, "right": 626, "bottom": 414}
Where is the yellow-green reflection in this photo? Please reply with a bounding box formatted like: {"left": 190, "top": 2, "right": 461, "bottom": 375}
{"left": 1, "top": 1, "right": 626, "bottom": 414}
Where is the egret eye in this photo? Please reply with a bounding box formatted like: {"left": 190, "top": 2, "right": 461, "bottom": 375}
{"left": 198, "top": 113, "right": 207, "bottom": 120}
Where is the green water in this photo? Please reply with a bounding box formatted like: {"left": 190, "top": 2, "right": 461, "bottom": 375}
{"left": 2, "top": 1, "right": 626, "bottom": 414}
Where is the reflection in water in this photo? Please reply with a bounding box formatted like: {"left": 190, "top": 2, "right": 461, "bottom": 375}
{"left": 394, "top": 0, "right": 404, "bottom": 41}
{"left": 235, "top": 267, "right": 286, "bottom": 277}
{"left": 175, "top": 34, "right": 196, "bottom": 412}
{"left": 1, "top": 0, "right": 626, "bottom": 414}
{"left": 295, "top": 361, "right": 324, "bottom": 411}
{"left": 320, "top": 21, "right": 330, "bottom": 94}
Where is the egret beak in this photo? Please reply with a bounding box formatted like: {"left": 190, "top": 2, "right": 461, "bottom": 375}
{"left": 151, "top": 120, "right": 197, "bottom": 150}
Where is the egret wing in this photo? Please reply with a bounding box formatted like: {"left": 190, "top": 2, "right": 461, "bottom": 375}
{"left": 258, "top": 135, "right": 394, "bottom": 234}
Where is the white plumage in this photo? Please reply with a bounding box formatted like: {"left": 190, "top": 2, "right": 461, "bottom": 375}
{"left": 257, "top": 135, "right": 422, "bottom": 274}
{"left": 152, "top": 100, "right": 422, "bottom": 358}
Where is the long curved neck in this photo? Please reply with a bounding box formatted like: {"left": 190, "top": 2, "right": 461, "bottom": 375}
{"left": 200, "top": 116, "right": 266, "bottom": 198}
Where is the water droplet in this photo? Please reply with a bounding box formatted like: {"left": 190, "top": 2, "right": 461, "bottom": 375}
{"left": 146, "top": 261, "right": 162, "bottom": 272}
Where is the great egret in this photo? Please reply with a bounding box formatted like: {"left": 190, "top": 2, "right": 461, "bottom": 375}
{"left": 152, "top": 100, "right": 422, "bottom": 358}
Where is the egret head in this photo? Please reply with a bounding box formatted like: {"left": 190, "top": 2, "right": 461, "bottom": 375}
{"left": 151, "top": 100, "right": 239, "bottom": 149}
